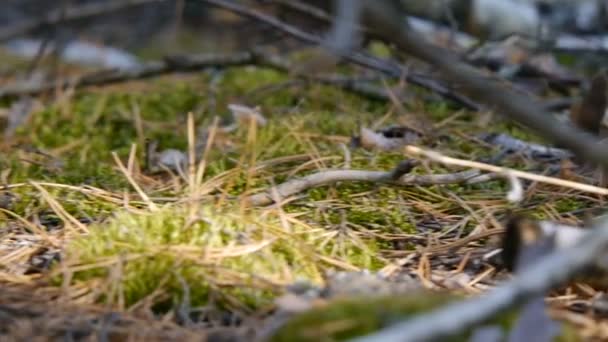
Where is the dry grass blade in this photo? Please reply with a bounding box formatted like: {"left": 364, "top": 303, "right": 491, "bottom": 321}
{"left": 29, "top": 181, "right": 88, "bottom": 234}
{"left": 111, "top": 151, "right": 158, "bottom": 211}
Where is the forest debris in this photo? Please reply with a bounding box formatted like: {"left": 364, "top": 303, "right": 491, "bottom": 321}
{"left": 364, "top": 1, "right": 608, "bottom": 169}
{"left": 505, "top": 172, "right": 523, "bottom": 203}
{"left": 321, "top": 271, "right": 420, "bottom": 299}
{"left": 247, "top": 165, "right": 484, "bottom": 206}
{"left": 404, "top": 145, "right": 608, "bottom": 196}
{"left": 354, "top": 126, "right": 420, "bottom": 151}
{"left": 570, "top": 70, "right": 608, "bottom": 135}
{"left": 200, "top": 0, "right": 480, "bottom": 110}
{"left": 503, "top": 216, "right": 561, "bottom": 342}
{"left": 4, "top": 39, "right": 140, "bottom": 69}
{"left": 228, "top": 103, "right": 267, "bottom": 127}
{"left": 481, "top": 133, "right": 572, "bottom": 160}
{"left": 156, "top": 149, "right": 188, "bottom": 173}
{"left": 353, "top": 215, "right": 608, "bottom": 342}
{"left": 275, "top": 293, "right": 316, "bottom": 314}
{"left": 501, "top": 216, "right": 587, "bottom": 272}
{"left": 468, "top": 0, "right": 539, "bottom": 38}
{"left": 145, "top": 140, "right": 187, "bottom": 174}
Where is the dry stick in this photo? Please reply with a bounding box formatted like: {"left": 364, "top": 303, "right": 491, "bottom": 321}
{"left": 248, "top": 166, "right": 483, "bottom": 206}
{"left": 196, "top": 0, "right": 479, "bottom": 110}
{"left": 0, "top": 0, "right": 168, "bottom": 42}
{"left": 351, "top": 216, "right": 608, "bottom": 342}
{"left": 404, "top": 145, "right": 608, "bottom": 196}
{"left": 363, "top": 1, "right": 608, "bottom": 169}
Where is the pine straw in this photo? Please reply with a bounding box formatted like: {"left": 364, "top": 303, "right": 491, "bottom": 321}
{"left": 3, "top": 105, "right": 608, "bottom": 340}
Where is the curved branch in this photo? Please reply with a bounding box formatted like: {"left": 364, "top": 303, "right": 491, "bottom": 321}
{"left": 247, "top": 167, "right": 484, "bottom": 206}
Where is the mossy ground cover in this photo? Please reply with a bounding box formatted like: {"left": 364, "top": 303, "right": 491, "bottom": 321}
{"left": 0, "top": 62, "right": 597, "bottom": 339}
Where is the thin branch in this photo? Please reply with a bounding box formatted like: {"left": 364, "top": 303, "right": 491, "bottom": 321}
{"left": 196, "top": 0, "right": 480, "bottom": 110}
{"left": 405, "top": 145, "right": 608, "bottom": 196}
{"left": 350, "top": 216, "right": 608, "bottom": 342}
{"left": 363, "top": 1, "right": 608, "bottom": 168}
{"left": 0, "top": 0, "right": 168, "bottom": 43}
{"left": 247, "top": 165, "right": 485, "bottom": 206}
{"left": 482, "top": 133, "right": 573, "bottom": 160}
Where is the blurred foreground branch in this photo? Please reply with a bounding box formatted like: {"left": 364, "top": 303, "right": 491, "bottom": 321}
{"left": 352, "top": 216, "right": 608, "bottom": 342}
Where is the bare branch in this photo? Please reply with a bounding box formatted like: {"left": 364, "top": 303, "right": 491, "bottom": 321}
{"left": 247, "top": 165, "right": 484, "bottom": 206}
{"left": 350, "top": 216, "right": 608, "bottom": 342}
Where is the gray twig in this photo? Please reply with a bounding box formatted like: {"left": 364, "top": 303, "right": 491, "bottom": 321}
{"left": 351, "top": 216, "right": 608, "bottom": 342}
{"left": 247, "top": 167, "right": 484, "bottom": 206}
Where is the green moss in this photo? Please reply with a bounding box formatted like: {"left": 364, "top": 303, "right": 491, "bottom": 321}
{"left": 271, "top": 294, "right": 579, "bottom": 342}
{"left": 64, "top": 204, "right": 332, "bottom": 310}
{"left": 2, "top": 58, "right": 589, "bottom": 336}
{"left": 551, "top": 197, "right": 588, "bottom": 213}
{"left": 368, "top": 41, "right": 393, "bottom": 58}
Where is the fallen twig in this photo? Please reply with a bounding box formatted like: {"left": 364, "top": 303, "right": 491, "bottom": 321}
{"left": 405, "top": 145, "right": 608, "bottom": 196}
{"left": 481, "top": 133, "right": 573, "bottom": 160}
{"left": 351, "top": 216, "right": 608, "bottom": 342}
{"left": 247, "top": 163, "right": 486, "bottom": 206}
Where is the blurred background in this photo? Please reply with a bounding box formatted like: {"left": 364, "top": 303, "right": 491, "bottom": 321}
{"left": 0, "top": 0, "right": 607, "bottom": 70}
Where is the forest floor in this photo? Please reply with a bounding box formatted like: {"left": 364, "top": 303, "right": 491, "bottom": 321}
{"left": 0, "top": 49, "right": 605, "bottom": 341}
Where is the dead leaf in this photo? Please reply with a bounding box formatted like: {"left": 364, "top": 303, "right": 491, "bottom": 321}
{"left": 228, "top": 104, "right": 267, "bottom": 127}
{"left": 145, "top": 139, "right": 187, "bottom": 174}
